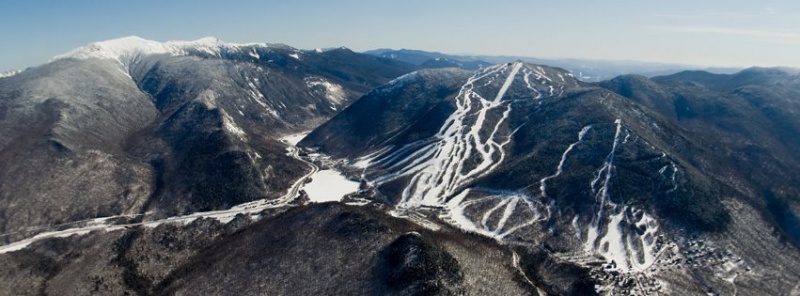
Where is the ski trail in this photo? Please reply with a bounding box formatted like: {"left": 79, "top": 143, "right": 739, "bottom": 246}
{"left": 598, "top": 119, "right": 624, "bottom": 202}
{"left": 482, "top": 199, "right": 510, "bottom": 230}
{"left": 495, "top": 198, "right": 519, "bottom": 232}
{"left": 578, "top": 119, "right": 664, "bottom": 273}
{"left": 522, "top": 69, "right": 543, "bottom": 99}
{"left": 495, "top": 62, "right": 523, "bottom": 102}
{"left": 360, "top": 62, "right": 583, "bottom": 241}
{"left": 387, "top": 62, "right": 524, "bottom": 207}
{"left": 539, "top": 125, "right": 593, "bottom": 198}
{"left": 585, "top": 119, "right": 625, "bottom": 261}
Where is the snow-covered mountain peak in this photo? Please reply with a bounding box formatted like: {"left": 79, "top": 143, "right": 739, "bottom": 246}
{"left": 51, "top": 36, "right": 270, "bottom": 67}
{"left": 53, "top": 36, "right": 179, "bottom": 63}
{"left": 189, "top": 36, "right": 223, "bottom": 45}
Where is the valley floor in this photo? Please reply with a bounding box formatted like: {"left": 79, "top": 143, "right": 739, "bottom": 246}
{"left": 0, "top": 135, "right": 359, "bottom": 254}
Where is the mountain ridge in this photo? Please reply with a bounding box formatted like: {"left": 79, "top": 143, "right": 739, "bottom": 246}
{"left": 364, "top": 48, "right": 745, "bottom": 82}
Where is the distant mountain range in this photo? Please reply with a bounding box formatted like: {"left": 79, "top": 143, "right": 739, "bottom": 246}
{"left": 1, "top": 36, "right": 799, "bottom": 295}
{"left": 364, "top": 48, "right": 742, "bottom": 82}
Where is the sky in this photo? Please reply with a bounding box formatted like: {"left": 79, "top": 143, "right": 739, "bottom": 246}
{"left": 1, "top": 0, "right": 799, "bottom": 71}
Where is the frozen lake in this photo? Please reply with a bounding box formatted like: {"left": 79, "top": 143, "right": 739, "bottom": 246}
{"left": 303, "top": 170, "right": 359, "bottom": 203}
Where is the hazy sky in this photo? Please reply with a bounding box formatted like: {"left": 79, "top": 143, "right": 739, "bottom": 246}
{"left": 1, "top": 0, "right": 799, "bottom": 71}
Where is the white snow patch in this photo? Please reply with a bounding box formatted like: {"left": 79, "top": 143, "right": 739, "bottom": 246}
{"left": 195, "top": 90, "right": 218, "bottom": 109}
{"left": 599, "top": 210, "right": 630, "bottom": 270}
{"left": 302, "top": 170, "right": 359, "bottom": 203}
{"left": 351, "top": 160, "right": 370, "bottom": 170}
{"left": 281, "top": 132, "right": 310, "bottom": 146}
{"left": 392, "top": 211, "right": 442, "bottom": 231}
{"left": 306, "top": 77, "right": 346, "bottom": 104}
{"left": 351, "top": 146, "right": 391, "bottom": 169}
{"left": 289, "top": 52, "right": 300, "bottom": 60}
{"left": 245, "top": 77, "right": 271, "bottom": 113}
{"left": 378, "top": 71, "right": 418, "bottom": 93}
{"left": 220, "top": 109, "right": 247, "bottom": 140}
{"left": 248, "top": 48, "right": 260, "bottom": 59}
{"left": 0, "top": 69, "right": 20, "bottom": 78}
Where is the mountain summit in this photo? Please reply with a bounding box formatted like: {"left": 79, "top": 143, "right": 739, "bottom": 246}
{"left": 52, "top": 36, "right": 262, "bottom": 66}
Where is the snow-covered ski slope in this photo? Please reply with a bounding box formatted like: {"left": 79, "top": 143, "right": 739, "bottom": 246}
{"left": 363, "top": 62, "right": 534, "bottom": 206}
{"left": 354, "top": 62, "right": 680, "bottom": 273}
